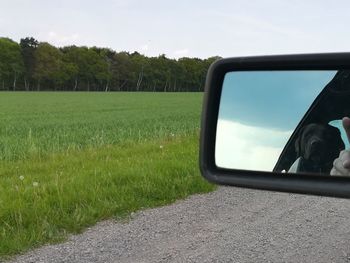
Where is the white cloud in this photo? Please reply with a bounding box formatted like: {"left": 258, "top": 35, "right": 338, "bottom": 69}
{"left": 3, "top": 0, "right": 350, "bottom": 58}
{"left": 140, "top": 44, "right": 149, "bottom": 52}
{"left": 215, "top": 119, "right": 292, "bottom": 171}
{"left": 46, "top": 31, "right": 80, "bottom": 46}
{"left": 173, "top": 48, "right": 189, "bottom": 57}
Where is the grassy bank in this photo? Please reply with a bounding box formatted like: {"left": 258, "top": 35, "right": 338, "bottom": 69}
{"left": 0, "top": 92, "right": 215, "bottom": 257}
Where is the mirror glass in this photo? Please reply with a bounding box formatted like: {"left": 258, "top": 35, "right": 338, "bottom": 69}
{"left": 215, "top": 70, "right": 350, "bottom": 175}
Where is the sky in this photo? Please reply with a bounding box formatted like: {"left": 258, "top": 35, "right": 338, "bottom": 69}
{"left": 1, "top": 0, "right": 350, "bottom": 59}
{"left": 219, "top": 71, "right": 337, "bottom": 131}
{"left": 215, "top": 71, "right": 338, "bottom": 171}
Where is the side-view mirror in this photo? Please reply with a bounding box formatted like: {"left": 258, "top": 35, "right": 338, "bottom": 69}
{"left": 200, "top": 53, "right": 350, "bottom": 198}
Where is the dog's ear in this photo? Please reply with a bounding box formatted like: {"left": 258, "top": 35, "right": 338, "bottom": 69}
{"left": 328, "top": 124, "right": 345, "bottom": 153}
{"left": 294, "top": 126, "right": 305, "bottom": 156}
{"left": 331, "top": 125, "right": 345, "bottom": 151}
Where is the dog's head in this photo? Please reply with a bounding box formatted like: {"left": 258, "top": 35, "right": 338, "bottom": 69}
{"left": 295, "top": 123, "right": 345, "bottom": 172}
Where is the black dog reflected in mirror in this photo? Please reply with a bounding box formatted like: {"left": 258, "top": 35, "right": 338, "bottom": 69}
{"left": 274, "top": 70, "right": 350, "bottom": 174}
{"left": 288, "top": 123, "right": 345, "bottom": 174}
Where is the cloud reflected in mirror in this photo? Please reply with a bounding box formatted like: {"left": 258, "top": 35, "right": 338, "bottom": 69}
{"left": 216, "top": 119, "right": 292, "bottom": 171}
{"left": 215, "top": 70, "right": 338, "bottom": 172}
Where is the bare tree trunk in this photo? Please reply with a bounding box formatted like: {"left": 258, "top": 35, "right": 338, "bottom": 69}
{"left": 136, "top": 74, "right": 142, "bottom": 91}
{"left": 74, "top": 77, "right": 78, "bottom": 91}
{"left": 120, "top": 80, "right": 127, "bottom": 91}
{"left": 164, "top": 79, "right": 168, "bottom": 92}
{"left": 24, "top": 77, "right": 29, "bottom": 91}
{"left": 13, "top": 72, "right": 17, "bottom": 91}
{"left": 105, "top": 80, "right": 109, "bottom": 92}
{"left": 136, "top": 66, "right": 144, "bottom": 91}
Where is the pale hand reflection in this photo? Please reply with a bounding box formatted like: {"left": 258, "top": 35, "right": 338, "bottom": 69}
{"left": 331, "top": 117, "right": 350, "bottom": 176}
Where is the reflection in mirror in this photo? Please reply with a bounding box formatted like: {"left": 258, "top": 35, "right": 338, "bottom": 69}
{"left": 215, "top": 70, "right": 350, "bottom": 175}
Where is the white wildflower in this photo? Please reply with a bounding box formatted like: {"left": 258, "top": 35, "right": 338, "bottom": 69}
{"left": 160, "top": 145, "right": 164, "bottom": 149}
{"left": 19, "top": 175, "right": 24, "bottom": 181}
{"left": 33, "top": 182, "right": 39, "bottom": 187}
{"left": 170, "top": 133, "right": 175, "bottom": 137}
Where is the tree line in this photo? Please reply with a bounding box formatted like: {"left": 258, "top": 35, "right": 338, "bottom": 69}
{"left": 0, "top": 37, "right": 221, "bottom": 92}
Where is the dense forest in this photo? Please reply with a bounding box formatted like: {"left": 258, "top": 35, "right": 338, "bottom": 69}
{"left": 0, "top": 37, "right": 221, "bottom": 92}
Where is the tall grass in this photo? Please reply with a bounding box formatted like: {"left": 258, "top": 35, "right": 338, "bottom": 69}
{"left": 0, "top": 92, "right": 215, "bottom": 258}
{"left": 0, "top": 92, "right": 202, "bottom": 161}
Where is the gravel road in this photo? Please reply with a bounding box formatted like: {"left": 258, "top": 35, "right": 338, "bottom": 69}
{"left": 8, "top": 187, "right": 350, "bottom": 263}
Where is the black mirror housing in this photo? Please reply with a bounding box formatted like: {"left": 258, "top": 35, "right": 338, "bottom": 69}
{"left": 200, "top": 53, "right": 350, "bottom": 198}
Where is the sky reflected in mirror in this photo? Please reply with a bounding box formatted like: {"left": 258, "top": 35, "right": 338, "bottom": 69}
{"left": 216, "top": 70, "right": 337, "bottom": 171}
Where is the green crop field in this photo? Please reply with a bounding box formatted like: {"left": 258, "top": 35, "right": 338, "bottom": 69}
{"left": 0, "top": 92, "right": 215, "bottom": 258}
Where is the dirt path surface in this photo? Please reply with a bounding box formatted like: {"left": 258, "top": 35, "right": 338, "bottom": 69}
{"left": 9, "top": 187, "right": 350, "bottom": 263}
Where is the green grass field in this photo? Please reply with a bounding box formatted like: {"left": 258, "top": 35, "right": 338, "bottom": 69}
{"left": 0, "top": 92, "right": 215, "bottom": 258}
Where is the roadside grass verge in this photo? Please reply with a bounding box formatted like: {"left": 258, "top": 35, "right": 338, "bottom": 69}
{"left": 0, "top": 92, "right": 216, "bottom": 258}
{"left": 0, "top": 133, "right": 215, "bottom": 258}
